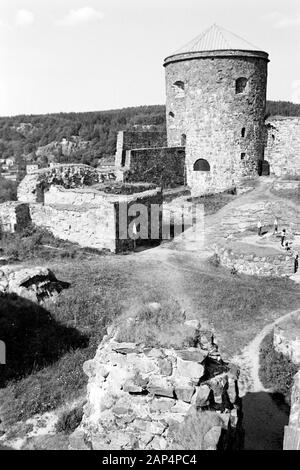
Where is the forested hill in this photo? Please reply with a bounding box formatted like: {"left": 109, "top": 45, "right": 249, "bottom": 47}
{"left": 0, "top": 105, "right": 166, "bottom": 168}
{"left": 0, "top": 100, "right": 299, "bottom": 168}
{"left": 266, "top": 100, "right": 300, "bottom": 118}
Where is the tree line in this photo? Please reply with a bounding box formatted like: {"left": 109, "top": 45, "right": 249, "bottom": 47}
{"left": 0, "top": 101, "right": 299, "bottom": 168}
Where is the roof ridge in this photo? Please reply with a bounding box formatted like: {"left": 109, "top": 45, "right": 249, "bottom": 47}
{"left": 173, "top": 24, "right": 213, "bottom": 55}
{"left": 172, "top": 23, "right": 264, "bottom": 55}
{"left": 216, "top": 24, "right": 262, "bottom": 51}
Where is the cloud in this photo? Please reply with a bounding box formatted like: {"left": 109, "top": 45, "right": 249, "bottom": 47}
{"left": 292, "top": 80, "right": 300, "bottom": 103}
{"left": 262, "top": 11, "right": 300, "bottom": 28}
{"left": 15, "top": 9, "right": 35, "bottom": 27}
{"left": 56, "top": 6, "right": 104, "bottom": 27}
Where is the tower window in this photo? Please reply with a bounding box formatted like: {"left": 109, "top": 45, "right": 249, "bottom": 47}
{"left": 236, "top": 77, "right": 248, "bottom": 94}
{"left": 241, "top": 127, "right": 246, "bottom": 137}
{"left": 173, "top": 81, "right": 185, "bottom": 98}
{"left": 169, "top": 111, "right": 175, "bottom": 118}
{"left": 181, "top": 134, "right": 186, "bottom": 146}
{"left": 193, "top": 159, "right": 210, "bottom": 171}
{"left": 241, "top": 153, "right": 246, "bottom": 160}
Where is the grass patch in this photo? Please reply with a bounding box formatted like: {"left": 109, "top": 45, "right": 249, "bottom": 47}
{"left": 0, "top": 260, "right": 135, "bottom": 425}
{"left": 55, "top": 404, "right": 84, "bottom": 435}
{"left": 166, "top": 255, "right": 300, "bottom": 356}
{"left": 188, "top": 191, "right": 236, "bottom": 216}
{"left": 115, "top": 298, "right": 195, "bottom": 348}
{"left": 272, "top": 190, "right": 300, "bottom": 204}
{"left": 258, "top": 331, "right": 298, "bottom": 401}
{"left": 0, "top": 176, "right": 17, "bottom": 203}
{"left": 0, "top": 225, "right": 106, "bottom": 262}
{"left": 1, "top": 251, "right": 300, "bottom": 427}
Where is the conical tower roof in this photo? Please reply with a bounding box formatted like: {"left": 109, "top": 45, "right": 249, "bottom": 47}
{"left": 174, "top": 24, "right": 262, "bottom": 54}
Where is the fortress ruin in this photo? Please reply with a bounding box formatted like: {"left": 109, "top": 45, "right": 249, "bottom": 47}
{"left": 1, "top": 24, "right": 300, "bottom": 258}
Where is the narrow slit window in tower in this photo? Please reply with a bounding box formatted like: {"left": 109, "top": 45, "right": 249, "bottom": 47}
{"left": 173, "top": 81, "right": 185, "bottom": 98}
{"left": 241, "top": 127, "right": 246, "bottom": 137}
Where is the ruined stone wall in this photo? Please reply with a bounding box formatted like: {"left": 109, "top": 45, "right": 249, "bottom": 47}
{"left": 70, "top": 321, "right": 242, "bottom": 450}
{"left": 124, "top": 147, "right": 185, "bottom": 188}
{"left": 2, "top": 182, "right": 163, "bottom": 253}
{"left": 164, "top": 52, "right": 268, "bottom": 196}
{"left": 115, "top": 131, "right": 167, "bottom": 167}
{"left": 29, "top": 203, "right": 117, "bottom": 252}
{"left": 115, "top": 189, "right": 163, "bottom": 253}
{"left": 0, "top": 202, "right": 31, "bottom": 234}
{"left": 283, "top": 371, "right": 300, "bottom": 450}
{"left": 44, "top": 186, "right": 109, "bottom": 207}
{"left": 214, "top": 245, "right": 296, "bottom": 277}
{"left": 0, "top": 202, "right": 20, "bottom": 233}
{"left": 265, "top": 117, "right": 300, "bottom": 177}
{"left": 17, "top": 164, "right": 104, "bottom": 204}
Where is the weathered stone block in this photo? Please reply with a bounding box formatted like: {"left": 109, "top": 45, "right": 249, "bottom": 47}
{"left": 176, "top": 357, "right": 205, "bottom": 380}
{"left": 147, "top": 376, "right": 174, "bottom": 398}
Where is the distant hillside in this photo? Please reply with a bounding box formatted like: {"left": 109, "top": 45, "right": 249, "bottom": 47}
{"left": 266, "top": 100, "right": 300, "bottom": 118}
{"left": 0, "top": 101, "right": 299, "bottom": 168}
{"left": 0, "top": 106, "right": 166, "bottom": 168}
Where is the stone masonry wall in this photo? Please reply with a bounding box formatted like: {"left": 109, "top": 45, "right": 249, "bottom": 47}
{"left": 265, "top": 117, "right": 300, "bottom": 177}
{"left": 124, "top": 147, "right": 185, "bottom": 188}
{"left": 2, "top": 183, "right": 163, "bottom": 253}
{"left": 283, "top": 371, "right": 300, "bottom": 450}
{"left": 214, "top": 244, "right": 296, "bottom": 277}
{"left": 18, "top": 164, "right": 105, "bottom": 204}
{"left": 70, "top": 320, "right": 242, "bottom": 450}
{"left": 0, "top": 202, "right": 20, "bottom": 233}
{"left": 30, "top": 203, "right": 117, "bottom": 252}
{"left": 115, "top": 189, "right": 163, "bottom": 253}
{"left": 164, "top": 54, "right": 268, "bottom": 196}
{"left": 44, "top": 186, "right": 111, "bottom": 207}
{"left": 115, "top": 131, "right": 167, "bottom": 167}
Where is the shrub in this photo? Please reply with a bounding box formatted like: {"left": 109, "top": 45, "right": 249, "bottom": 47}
{"left": 115, "top": 298, "right": 196, "bottom": 348}
{"left": 0, "top": 226, "right": 81, "bottom": 261}
{"left": 259, "top": 331, "right": 298, "bottom": 400}
{"left": 55, "top": 404, "right": 84, "bottom": 434}
{"left": 0, "top": 176, "right": 17, "bottom": 203}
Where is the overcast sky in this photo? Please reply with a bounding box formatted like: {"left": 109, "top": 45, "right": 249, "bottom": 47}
{"left": 0, "top": 0, "right": 300, "bottom": 116}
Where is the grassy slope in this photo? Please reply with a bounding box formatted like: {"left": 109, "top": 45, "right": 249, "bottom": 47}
{"left": 1, "top": 251, "right": 300, "bottom": 426}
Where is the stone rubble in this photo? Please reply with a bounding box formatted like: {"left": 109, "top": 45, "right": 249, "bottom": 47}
{"left": 71, "top": 320, "right": 242, "bottom": 450}
{"left": 0, "top": 266, "right": 69, "bottom": 303}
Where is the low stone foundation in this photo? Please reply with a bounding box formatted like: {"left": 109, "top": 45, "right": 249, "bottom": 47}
{"left": 214, "top": 244, "right": 296, "bottom": 277}
{"left": 272, "top": 180, "right": 300, "bottom": 193}
{"left": 71, "top": 320, "right": 242, "bottom": 450}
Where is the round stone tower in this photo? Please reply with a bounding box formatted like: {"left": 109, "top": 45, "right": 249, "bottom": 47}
{"left": 164, "top": 24, "right": 269, "bottom": 196}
